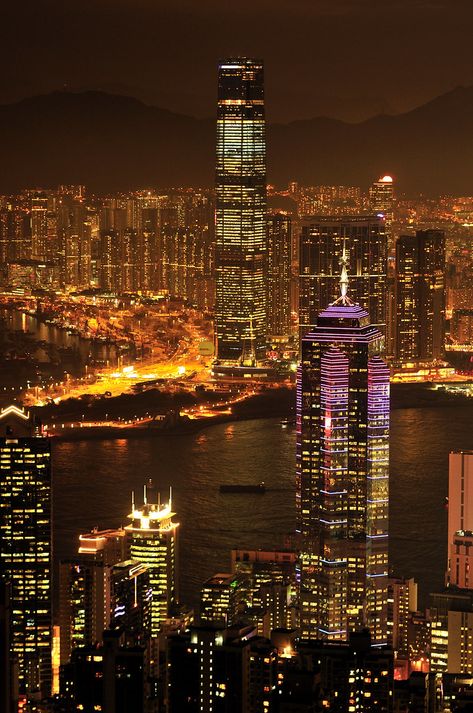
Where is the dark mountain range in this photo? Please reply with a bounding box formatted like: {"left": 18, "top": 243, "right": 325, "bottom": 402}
{"left": 0, "top": 88, "right": 472, "bottom": 195}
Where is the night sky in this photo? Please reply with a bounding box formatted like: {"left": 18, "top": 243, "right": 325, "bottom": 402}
{"left": 2, "top": 0, "right": 473, "bottom": 122}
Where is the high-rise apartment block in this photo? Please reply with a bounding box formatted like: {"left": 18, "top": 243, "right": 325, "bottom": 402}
{"left": 0, "top": 405, "right": 52, "bottom": 698}
{"left": 299, "top": 215, "right": 387, "bottom": 344}
{"left": 395, "top": 230, "right": 445, "bottom": 363}
{"left": 215, "top": 58, "right": 267, "bottom": 362}
{"left": 297, "top": 270, "right": 390, "bottom": 644}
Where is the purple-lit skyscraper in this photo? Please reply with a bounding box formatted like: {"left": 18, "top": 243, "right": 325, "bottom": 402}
{"left": 297, "top": 251, "right": 390, "bottom": 644}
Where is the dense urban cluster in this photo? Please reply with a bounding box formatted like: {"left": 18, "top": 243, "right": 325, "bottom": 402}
{"left": 1, "top": 57, "right": 473, "bottom": 713}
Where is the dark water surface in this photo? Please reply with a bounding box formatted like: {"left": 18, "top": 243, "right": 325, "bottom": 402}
{"left": 53, "top": 404, "right": 473, "bottom": 608}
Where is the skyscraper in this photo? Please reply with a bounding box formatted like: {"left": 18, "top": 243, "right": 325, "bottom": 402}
{"left": 267, "top": 212, "right": 292, "bottom": 339}
{"left": 125, "top": 483, "right": 179, "bottom": 636}
{"left": 395, "top": 230, "right": 446, "bottom": 363}
{"left": 369, "top": 175, "right": 394, "bottom": 250}
{"left": 297, "top": 259, "right": 390, "bottom": 644}
{"left": 215, "top": 58, "right": 267, "bottom": 362}
{"left": 0, "top": 404, "right": 52, "bottom": 697}
{"left": 299, "top": 215, "right": 387, "bottom": 346}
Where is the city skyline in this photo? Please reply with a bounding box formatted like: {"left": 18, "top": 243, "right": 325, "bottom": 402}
{"left": 0, "top": 31, "right": 473, "bottom": 711}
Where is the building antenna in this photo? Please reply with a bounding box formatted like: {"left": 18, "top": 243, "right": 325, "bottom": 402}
{"left": 169, "top": 485, "right": 173, "bottom": 510}
{"left": 131, "top": 490, "right": 135, "bottom": 511}
{"left": 143, "top": 483, "right": 147, "bottom": 505}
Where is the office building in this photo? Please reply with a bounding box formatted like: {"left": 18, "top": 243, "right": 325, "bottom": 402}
{"left": 110, "top": 560, "right": 151, "bottom": 644}
{"left": 0, "top": 404, "right": 52, "bottom": 698}
{"left": 267, "top": 213, "right": 292, "bottom": 339}
{"left": 369, "top": 175, "right": 394, "bottom": 254}
{"left": 430, "top": 589, "right": 473, "bottom": 674}
{"left": 299, "top": 215, "right": 387, "bottom": 344}
{"left": 59, "top": 528, "right": 126, "bottom": 665}
{"left": 231, "top": 548, "right": 296, "bottom": 595}
{"left": 395, "top": 230, "right": 446, "bottom": 363}
{"left": 125, "top": 484, "right": 179, "bottom": 636}
{"left": 297, "top": 260, "right": 390, "bottom": 643}
{"left": 200, "top": 573, "right": 245, "bottom": 626}
{"left": 215, "top": 58, "right": 267, "bottom": 362}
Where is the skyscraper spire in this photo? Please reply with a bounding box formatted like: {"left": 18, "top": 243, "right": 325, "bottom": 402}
{"left": 332, "top": 239, "right": 354, "bottom": 306}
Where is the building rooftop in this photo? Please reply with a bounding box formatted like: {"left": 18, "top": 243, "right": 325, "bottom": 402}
{"left": 203, "top": 573, "right": 237, "bottom": 588}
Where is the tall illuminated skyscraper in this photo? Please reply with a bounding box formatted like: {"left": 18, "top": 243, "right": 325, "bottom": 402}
{"left": 297, "top": 257, "right": 390, "bottom": 644}
{"left": 299, "top": 215, "right": 387, "bottom": 346}
{"left": 215, "top": 58, "right": 267, "bottom": 362}
{"left": 395, "top": 230, "right": 446, "bottom": 363}
{"left": 125, "top": 483, "right": 179, "bottom": 636}
{"left": 0, "top": 405, "right": 52, "bottom": 697}
{"left": 369, "top": 176, "right": 394, "bottom": 233}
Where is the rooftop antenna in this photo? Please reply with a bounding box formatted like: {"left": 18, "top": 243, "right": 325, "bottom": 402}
{"left": 169, "top": 485, "right": 173, "bottom": 510}
{"left": 143, "top": 483, "right": 147, "bottom": 506}
{"left": 131, "top": 490, "right": 135, "bottom": 511}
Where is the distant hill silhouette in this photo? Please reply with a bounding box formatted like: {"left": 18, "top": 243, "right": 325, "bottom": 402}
{"left": 0, "top": 88, "right": 472, "bottom": 195}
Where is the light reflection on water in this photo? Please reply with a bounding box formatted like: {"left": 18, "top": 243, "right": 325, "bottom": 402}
{"left": 53, "top": 405, "right": 473, "bottom": 608}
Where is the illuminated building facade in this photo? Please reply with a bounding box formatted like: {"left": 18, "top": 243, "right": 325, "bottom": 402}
{"left": 299, "top": 215, "right": 387, "bottom": 345}
{"left": 395, "top": 230, "right": 445, "bottom": 363}
{"left": 369, "top": 175, "right": 394, "bottom": 254}
{"left": 0, "top": 206, "right": 31, "bottom": 263}
{"left": 215, "top": 58, "right": 267, "bottom": 362}
{"left": 200, "top": 573, "right": 244, "bottom": 626}
{"left": 59, "top": 528, "right": 126, "bottom": 665}
{"left": 0, "top": 404, "right": 52, "bottom": 697}
{"left": 110, "top": 560, "right": 151, "bottom": 644}
{"left": 387, "top": 577, "right": 418, "bottom": 659}
{"left": 267, "top": 213, "right": 292, "bottom": 338}
{"left": 125, "top": 484, "right": 179, "bottom": 636}
{"left": 297, "top": 268, "right": 390, "bottom": 644}
{"left": 31, "top": 193, "right": 49, "bottom": 261}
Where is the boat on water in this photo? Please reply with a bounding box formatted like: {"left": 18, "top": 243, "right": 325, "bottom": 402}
{"left": 219, "top": 483, "right": 266, "bottom": 494}
{"left": 280, "top": 417, "right": 296, "bottom": 428}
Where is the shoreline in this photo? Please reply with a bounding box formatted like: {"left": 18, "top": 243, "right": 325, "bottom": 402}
{"left": 50, "top": 381, "right": 473, "bottom": 442}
